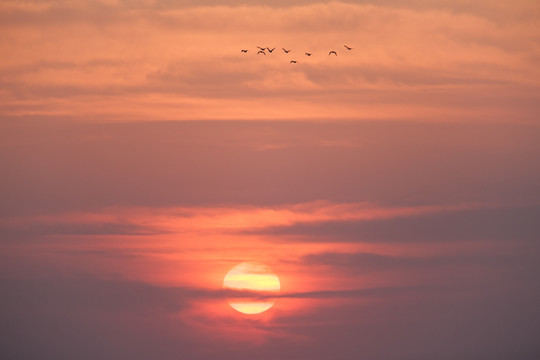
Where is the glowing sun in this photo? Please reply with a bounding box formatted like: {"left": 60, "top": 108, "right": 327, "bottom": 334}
{"left": 223, "top": 261, "right": 280, "bottom": 314}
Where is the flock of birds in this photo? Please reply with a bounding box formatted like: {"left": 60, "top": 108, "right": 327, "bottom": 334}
{"left": 240, "top": 45, "right": 353, "bottom": 63}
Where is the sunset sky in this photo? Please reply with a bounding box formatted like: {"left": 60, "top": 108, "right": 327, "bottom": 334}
{"left": 1, "top": 1, "right": 540, "bottom": 359}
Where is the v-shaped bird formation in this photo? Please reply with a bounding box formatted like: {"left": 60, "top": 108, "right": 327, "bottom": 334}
{"left": 240, "top": 45, "right": 353, "bottom": 63}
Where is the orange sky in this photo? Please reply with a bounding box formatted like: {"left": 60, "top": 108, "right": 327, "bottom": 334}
{"left": 1, "top": 0, "right": 539, "bottom": 122}
{"left": 1, "top": 1, "right": 540, "bottom": 359}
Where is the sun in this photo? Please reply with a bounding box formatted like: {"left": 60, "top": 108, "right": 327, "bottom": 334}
{"left": 223, "top": 261, "right": 280, "bottom": 314}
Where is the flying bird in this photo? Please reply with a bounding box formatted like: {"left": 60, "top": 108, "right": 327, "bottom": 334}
{"left": 344, "top": 45, "right": 353, "bottom": 50}
{"left": 305, "top": 52, "right": 312, "bottom": 56}
{"left": 257, "top": 46, "right": 265, "bottom": 50}
{"left": 241, "top": 49, "right": 248, "bottom": 53}
{"left": 257, "top": 50, "right": 266, "bottom": 55}
{"left": 290, "top": 60, "right": 297, "bottom": 63}
{"left": 282, "top": 48, "right": 291, "bottom": 53}
{"left": 267, "top": 47, "right": 276, "bottom": 53}
{"left": 329, "top": 51, "right": 337, "bottom": 56}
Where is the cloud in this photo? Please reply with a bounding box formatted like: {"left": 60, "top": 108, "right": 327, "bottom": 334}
{"left": 249, "top": 204, "right": 540, "bottom": 243}
{"left": 3, "top": 270, "right": 539, "bottom": 359}
{"left": 0, "top": 275, "right": 186, "bottom": 312}
{"left": 299, "top": 250, "right": 532, "bottom": 277}
{"left": 270, "top": 285, "right": 433, "bottom": 299}
{"left": 0, "top": 221, "right": 168, "bottom": 241}
{"left": 0, "top": 275, "right": 203, "bottom": 359}
{"left": 1, "top": 1, "right": 538, "bottom": 121}
{"left": 0, "top": 273, "right": 438, "bottom": 354}
{"left": 264, "top": 282, "right": 540, "bottom": 360}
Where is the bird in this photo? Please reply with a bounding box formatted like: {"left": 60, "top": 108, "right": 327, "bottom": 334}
{"left": 267, "top": 47, "right": 276, "bottom": 53}
{"left": 329, "top": 51, "right": 337, "bottom": 56}
{"left": 257, "top": 50, "right": 266, "bottom": 55}
{"left": 290, "top": 60, "right": 297, "bottom": 63}
{"left": 257, "top": 46, "right": 266, "bottom": 51}
{"left": 305, "top": 52, "right": 312, "bottom": 56}
{"left": 282, "top": 48, "right": 291, "bottom": 53}
{"left": 241, "top": 49, "right": 248, "bottom": 53}
{"left": 344, "top": 45, "right": 352, "bottom": 50}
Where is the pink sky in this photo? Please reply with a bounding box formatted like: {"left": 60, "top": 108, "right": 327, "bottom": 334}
{"left": 1, "top": 1, "right": 540, "bottom": 359}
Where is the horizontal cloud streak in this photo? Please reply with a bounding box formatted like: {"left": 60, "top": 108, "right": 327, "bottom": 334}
{"left": 249, "top": 205, "right": 540, "bottom": 243}
{"left": 299, "top": 250, "right": 538, "bottom": 276}
{"left": 0, "top": 222, "right": 168, "bottom": 240}
{"left": 0, "top": 275, "right": 432, "bottom": 309}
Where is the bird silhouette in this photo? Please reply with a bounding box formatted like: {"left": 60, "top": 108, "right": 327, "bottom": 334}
{"left": 257, "top": 50, "right": 266, "bottom": 55}
{"left": 344, "top": 45, "right": 352, "bottom": 50}
{"left": 282, "top": 48, "right": 291, "bottom": 53}
{"left": 329, "top": 51, "right": 337, "bottom": 56}
{"left": 305, "top": 52, "right": 312, "bottom": 56}
{"left": 257, "top": 46, "right": 265, "bottom": 50}
{"left": 241, "top": 49, "right": 248, "bottom": 53}
{"left": 290, "top": 60, "right": 297, "bottom": 63}
{"left": 267, "top": 47, "right": 276, "bottom": 53}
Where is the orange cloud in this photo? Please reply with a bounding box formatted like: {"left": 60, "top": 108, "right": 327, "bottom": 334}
{"left": 1, "top": 1, "right": 538, "bottom": 122}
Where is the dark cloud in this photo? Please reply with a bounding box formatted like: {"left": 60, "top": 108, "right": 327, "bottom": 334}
{"left": 249, "top": 205, "right": 540, "bottom": 243}
{"left": 0, "top": 275, "right": 200, "bottom": 360}
{"left": 0, "top": 274, "right": 426, "bottom": 310}
{"left": 301, "top": 251, "right": 495, "bottom": 273}
{"left": 0, "top": 274, "right": 437, "bottom": 359}
{"left": 272, "top": 285, "right": 433, "bottom": 299}
{"left": 0, "top": 276, "right": 186, "bottom": 313}
{"left": 4, "top": 271, "right": 538, "bottom": 360}
{"left": 0, "top": 221, "right": 169, "bottom": 242}
{"left": 298, "top": 250, "right": 540, "bottom": 292}
{"left": 264, "top": 284, "right": 540, "bottom": 360}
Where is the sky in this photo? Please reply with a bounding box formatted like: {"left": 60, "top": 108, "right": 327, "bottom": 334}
{"left": 1, "top": 1, "right": 540, "bottom": 359}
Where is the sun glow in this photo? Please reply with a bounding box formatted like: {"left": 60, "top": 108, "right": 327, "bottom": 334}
{"left": 223, "top": 262, "right": 280, "bottom": 314}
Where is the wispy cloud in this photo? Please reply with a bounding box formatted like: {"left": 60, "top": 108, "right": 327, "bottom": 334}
{"left": 299, "top": 250, "right": 523, "bottom": 274}
{"left": 1, "top": 1, "right": 538, "bottom": 121}
{"left": 0, "top": 200, "right": 491, "bottom": 242}
{"left": 247, "top": 204, "right": 540, "bottom": 243}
